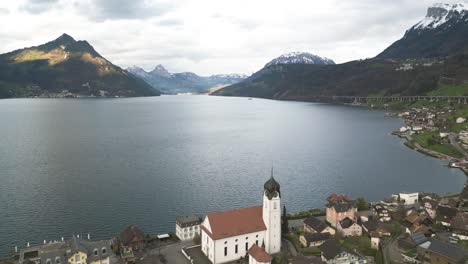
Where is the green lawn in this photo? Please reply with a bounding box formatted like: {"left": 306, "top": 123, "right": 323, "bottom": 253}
{"left": 428, "top": 83, "right": 468, "bottom": 96}
{"left": 412, "top": 131, "right": 464, "bottom": 158}
{"left": 340, "top": 236, "right": 377, "bottom": 257}
{"left": 403, "top": 248, "right": 417, "bottom": 258}
{"left": 301, "top": 247, "right": 321, "bottom": 255}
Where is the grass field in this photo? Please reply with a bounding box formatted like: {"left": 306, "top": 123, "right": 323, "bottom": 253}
{"left": 428, "top": 83, "right": 468, "bottom": 96}
{"left": 412, "top": 131, "right": 464, "bottom": 158}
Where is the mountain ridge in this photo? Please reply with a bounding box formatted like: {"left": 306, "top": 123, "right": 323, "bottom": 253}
{"left": 126, "top": 65, "right": 248, "bottom": 94}
{"left": 213, "top": 3, "right": 468, "bottom": 99}
{"left": 0, "top": 34, "right": 160, "bottom": 98}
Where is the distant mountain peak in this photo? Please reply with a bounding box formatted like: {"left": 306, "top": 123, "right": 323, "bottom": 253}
{"left": 56, "top": 33, "right": 75, "bottom": 42}
{"left": 150, "top": 64, "right": 172, "bottom": 77}
{"left": 265, "top": 52, "right": 335, "bottom": 67}
{"left": 413, "top": 2, "right": 468, "bottom": 30}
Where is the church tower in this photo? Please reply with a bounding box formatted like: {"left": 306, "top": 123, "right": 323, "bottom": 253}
{"left": 262, "top": 171, "right": 281, "bottom": 254}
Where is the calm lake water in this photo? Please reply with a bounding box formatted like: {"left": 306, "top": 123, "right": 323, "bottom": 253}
{"left": 0, "top": 95, "right": 465, "bottom": 256}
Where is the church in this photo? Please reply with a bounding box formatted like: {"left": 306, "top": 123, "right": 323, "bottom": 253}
{"left": 200, "top": 176, "right": 282, "bottom": 264}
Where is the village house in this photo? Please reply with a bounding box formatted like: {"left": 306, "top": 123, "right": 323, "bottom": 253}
{"left": 303, "top": 216, "right": 335, "bottom": 235}
{"left": 325, "top": 194, "right": 357, "bottom": 228}
{"left": 398, "top": 192, "right": 419, "bottom": 205}
{"left": 417, "top": 240, "right": 467, "bottom": 264}
{"left": 299, "top": 232, "right": 332, "bottom": 247}
{"left": 370, "top": 232, "right": 380, "bottom": 250}
{"left": 451, "top": 212, "right": 468, "bottom": 240}
{"left": 176, "top": 215, "right": 201, "bottom": 241}
{"left": 422, "top": 198, "right": 438, "bottom": 219}
{"left": 437, "top": 205, "right": 458, "bottom": 226}
{"left": 372, "top": 204, "right": 391, "bottom": 222}
{"left": 117, "top": 225, "right": 146, "bottom": 263}
{"left": 402, "top": 211, "right": 433, "bottom": 235}
{"left": 361, "top": 218, "right": 392, "bottom": 237}
{"left": 19, "top": 237, "right": 112, "bottom": 264}
{"left": 337, "top": 217, "right": 362, "bottom": 237}
{"left": 398, "top": 233, "right": 429, "bottom": 251}
{"left": 318, "top": 240, "right": 366, "bottom": 264}
{"left": 200, "top": 176, "right": 281, "bottom": 264}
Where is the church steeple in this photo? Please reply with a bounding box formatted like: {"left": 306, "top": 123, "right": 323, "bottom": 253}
{"left": 264, "top": 169, "right": 281, "bottom": 200}
{"left": 262, "top": 169, "right": 281, "bottom": 254}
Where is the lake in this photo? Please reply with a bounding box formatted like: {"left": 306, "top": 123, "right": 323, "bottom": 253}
{"left": 0, "top": 95, "right": 465, "bottom": 256}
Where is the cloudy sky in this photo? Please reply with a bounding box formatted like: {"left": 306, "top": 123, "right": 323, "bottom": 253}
{"left": 0, "top": 0, "right": 463, "bottom": 75}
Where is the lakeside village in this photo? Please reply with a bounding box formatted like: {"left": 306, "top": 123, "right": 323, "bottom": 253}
{"left": 3, "top": 176, "right": 468, "bottom": 264}
{"left": 377, "top": 101, "right": 468, "bottom": 168}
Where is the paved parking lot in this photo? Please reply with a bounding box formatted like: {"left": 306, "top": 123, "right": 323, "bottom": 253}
{"left": 185, "top": 246, "right": 212, "bottom": 264}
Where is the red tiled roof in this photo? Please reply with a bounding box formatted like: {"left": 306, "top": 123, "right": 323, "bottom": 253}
{"left": 201, "top": 206, "right": 266, "bottom": 240}
{"left": 248, "top": 244, "right": 272, "bottom": 263}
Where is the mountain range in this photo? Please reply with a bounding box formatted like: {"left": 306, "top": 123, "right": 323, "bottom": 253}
{"left": 126, "top": 65, "right": 248, "bottom": 94}
{"left": 0, "top": 34, "right": 160, "bottom": 98}
{"left": 213, "top": 3, "right": 468, "bottom": 99}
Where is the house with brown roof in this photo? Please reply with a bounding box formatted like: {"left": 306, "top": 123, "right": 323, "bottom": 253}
{"left": 118, "top": 225, "right": 145, "bottom": 263}
{"left": 325, "top": 195, "right": 357, "bottom": 228}
{"left": 451, "top": 212, "right": 468, "bottom": 240}
{"left": 437, "top": 206, "right": 458, "bottom": 226}
{"left": 299, "top": 232, "right": 332, "bottom": 247}
{"left": 200, "top": 176, "right": 281, "bottom": 264}
{"left": 303, "top": 216, "right": 335, "bottom": 235}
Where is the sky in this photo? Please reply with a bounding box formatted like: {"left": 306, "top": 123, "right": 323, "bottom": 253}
{"left": 0, "top": 0, "right": 464, "bottom": 75}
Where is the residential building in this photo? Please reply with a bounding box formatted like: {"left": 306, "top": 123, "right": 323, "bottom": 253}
{"left": 361, "top": 218, "right": 392, "bottom": 237}
{"left": 422, "top": 198, "right": 438, "bottom": 219}
{"left": 200, "top": 176, "right": 281, "bottom": 264}
{"left": 19, "top": 237, "right": 112, "bottom": 264}
{"left": 325, "top": 195, "right": 357, "bottom": 228}
{"left": 303, "top": 216, "right": 335, "bottom": 235}
{"left": 451, "top": 212, "right": 468, "bottom": 240}
{"left": 370, "top": 232, "right": 380, "bottom": 250}
{"left": 399, "top": 192, "right": 419, "bottom": 205}
{"left": 176, "top": 215, "right": 201, "bottom": 241}
{"left": 318, "top": 240, "right": 366, "bottom": 264}
{"left": 397, "top": 233, "right": 428, "bottom": 251}
{"left": 119, "top": 225, "right": 145, "bottom": 251}
{"left": 437, "top": 206, "right": 458, "bottom": 226}
{"left": 299, "top": 232, "right": 332, "bottom": 247}
{"left": 417, "top": 240, "right": 467, "bottom": 264}
{"left": 372, "top": 204, "right": 390, "bottom": 222}
{"left": 337, "top": 217, "right": 362, "bottom": 237}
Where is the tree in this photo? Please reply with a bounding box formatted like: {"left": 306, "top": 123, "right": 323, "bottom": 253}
{"left": 281, "top": 205, "right": 289, "bottom": 234}
{"left": 356, "top": 197, "right": 369, "bottom": 211}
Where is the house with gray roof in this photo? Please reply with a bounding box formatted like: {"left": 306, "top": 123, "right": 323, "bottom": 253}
{"left": 417, "top": 239, "right": 467, "bottom": 264}
{"left": 19, "top": 237, "right": 112, "bottom": 264}
{"left": 175, "top": 215, "right": 201, "bottom": 241}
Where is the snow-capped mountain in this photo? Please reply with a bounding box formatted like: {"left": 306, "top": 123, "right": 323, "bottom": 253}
{"left": 265, "top": 52, "right": 335, "bottom": 67}
{"left": 126, "top": 65, "right": 248, "bottom": 94}
{"left": 378, "top": 2, "right": 468, "bottom": 59}
{"left": 413, "top": 3, "right": 468, "bottom": 30}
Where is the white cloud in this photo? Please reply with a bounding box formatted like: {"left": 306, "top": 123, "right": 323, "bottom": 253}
{"left": 0, "top": 0, "right": 464, "bottom": 75}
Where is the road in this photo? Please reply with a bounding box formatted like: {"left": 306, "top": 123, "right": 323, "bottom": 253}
{"left": 382, "top": 235, "right": 405, "bottom": 264}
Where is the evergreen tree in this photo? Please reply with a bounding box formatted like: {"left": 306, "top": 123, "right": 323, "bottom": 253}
{"left": 281, "top": 205, "right": 289, "bottom": 234}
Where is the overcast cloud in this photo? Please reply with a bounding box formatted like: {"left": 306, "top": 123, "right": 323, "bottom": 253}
{"left": 0, "top": 0, "right": 464, "bottom": 75}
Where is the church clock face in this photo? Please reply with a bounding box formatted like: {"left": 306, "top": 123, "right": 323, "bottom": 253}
{"left": 273, "top": 192, "right": 278, "bottom": 198}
